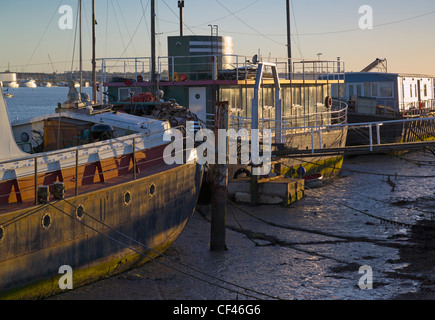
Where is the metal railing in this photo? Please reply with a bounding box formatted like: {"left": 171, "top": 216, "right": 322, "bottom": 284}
{"left": 98, "top": 55, "right": 345, "bottom": 84}
{"left": 0, "top": 126, "right": 194, "bottom": 206}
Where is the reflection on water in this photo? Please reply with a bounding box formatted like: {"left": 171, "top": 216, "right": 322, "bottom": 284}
{"left": 50, "top": 152, "right": 435, "bottom": 300}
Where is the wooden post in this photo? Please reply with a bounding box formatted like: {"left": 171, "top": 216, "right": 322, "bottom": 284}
{"left": 210, "top": 101, "right": 229, "bottom": 252}
{"left": 75, "top": 149, "right": 79, "bottom": 196}
{"left": 34, "top": 157, "right": 38, "bottom": 206}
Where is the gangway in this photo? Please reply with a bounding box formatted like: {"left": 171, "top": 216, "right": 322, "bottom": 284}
{"left": 274, "top": 117, "right": 435, "bottom": 158}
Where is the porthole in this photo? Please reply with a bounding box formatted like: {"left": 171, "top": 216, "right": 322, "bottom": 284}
{"left": 195, "top": 94, "right": 201, "bottom": 100}
{"left": 149, "top": 184, "right": 156, "bottom": 197}
{"left": 76, "top": 204, "right": 85, "bottom": 220}
{"left": 0, "top": 226, "right": 4, "bottom": 242}
{"left": 20, "top": 132, "right": 30, "bottom": 143}
{"left": 124, "top": 190, "right": 132, "bottom": 206}
{"left": 42, "top": 214, "right": 52, "bottom": 230}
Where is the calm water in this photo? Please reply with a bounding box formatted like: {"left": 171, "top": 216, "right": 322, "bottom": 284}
{"left": 5, "top": 87, "right": 435, "bottom": 300}
{"left": 3, "top": 86, "right": 93, "bottom": 122}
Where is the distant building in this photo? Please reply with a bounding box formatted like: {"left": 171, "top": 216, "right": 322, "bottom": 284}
{"left": 332, "top": 72, "right": 434, "bottom": 112}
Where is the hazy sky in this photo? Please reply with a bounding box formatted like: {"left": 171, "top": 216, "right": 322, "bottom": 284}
{"left": 0, "top": 0, "right": 434, "bottom": 75}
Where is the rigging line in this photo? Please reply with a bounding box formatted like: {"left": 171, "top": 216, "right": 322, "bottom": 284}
{"left": 221, "top": 202, "right": 349, "bottom": 263}
{"left": 115, "top": 0, "right": 139, "bottom": 56}
{"left": 40, "top": 202, "right": 264, "bottom": 300}
{"left": 190, "top": 0, "right": 260, "bottom": 28}
{"left": 23, "top": 0, "right": 63, "bottom": 74}
{"left": 214, "top": 0, "right": 285, "bottom": 47}
{"left": 227, "top": 200, "right": 407, "bottom": 251}
{"left": 71, "top": 0, "right": 80, "bottom": 74}
{"left": 140, "top": 0, "right": 151, "bottom": 46}
{"left": 290, "top": 0, "right": 303, "bottom": 59}
{"left": 105, "top": 0, "right": 109, "bottom": 58}
{"left": 0, "top": 205, "right": 47, "bottom": 229}
{"left": 59, "top": 198, "right": 284, "bottom": 300}
{"left": 160, "top": 0, "right": 196, "bottom": 36}
{"left": 110, "top": 0, "right": 128, "bottom": 55}
{"left": 242, "top": 9, "right": 435, "bottom": 37}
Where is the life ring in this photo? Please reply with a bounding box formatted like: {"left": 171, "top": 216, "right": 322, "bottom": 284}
{"left": 325, "top": 96, "right": 333, "bottom": 108}
{"left": 233, "top": 168, "right": 251, "bottom": 179}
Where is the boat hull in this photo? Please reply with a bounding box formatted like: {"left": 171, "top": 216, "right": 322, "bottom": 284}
{"left": 0, "top": 162, "right": 203, "bottom": 300}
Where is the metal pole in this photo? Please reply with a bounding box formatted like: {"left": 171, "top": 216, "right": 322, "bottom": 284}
{"left": 151, "top": 0, "right": 157, "bottom": 88}
{"left": 92, "top": 0, "right": 97, "bottom": 103}
{"left": 79, "top": 0, "right": 83, "bottom": 94}
{"left": 211, "top": 101, "right": 229, "bottom": 252}
{"left": 286, "top": 0, "right": 292, "bottom": 75}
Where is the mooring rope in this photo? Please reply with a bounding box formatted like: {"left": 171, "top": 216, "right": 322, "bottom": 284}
{"left": 48, "top": 199, "right": 284, "bottom": 300}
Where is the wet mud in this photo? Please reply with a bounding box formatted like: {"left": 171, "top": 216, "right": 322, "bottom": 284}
{"left": 51, "top": 153, "right": 435, "bottom": 301}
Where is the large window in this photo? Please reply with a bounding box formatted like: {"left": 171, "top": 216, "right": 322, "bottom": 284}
{"left": 380, "top": 82, "right": 393, "bottom": 97}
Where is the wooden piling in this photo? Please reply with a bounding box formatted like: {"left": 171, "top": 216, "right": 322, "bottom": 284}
{"left": 210, "top": 101, "right": 229, "bottom": 252}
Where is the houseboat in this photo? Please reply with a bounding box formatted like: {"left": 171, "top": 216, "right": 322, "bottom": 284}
{"left": 331, "top": 63, "right": 435, "bottom": 145}
{"left": 98, "top": 35, "right": 348, "bottom": 183}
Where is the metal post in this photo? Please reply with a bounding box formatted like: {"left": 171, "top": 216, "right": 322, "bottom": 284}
{"left": 369, "top": 124, "right": 373, "bottom": 152}
{"left": 376, "top": 123, "right": 381, "bottom": 145}
{"left": 311, "top": 127, "right": 314, "bottom": 154}
{"left": 318, "top": 127, "right": 323, "bottom": 149}
{"left": 211, "top": 101, "right": 229, "bottom": 252}
{"left": 151, "top": 0, "right": 157, "bottom": 87}
{"left": 92, "top": 0, "right": 97, "bottom": 104}
{"left": 79, "top": 0, "right": 83, "bottom": 94}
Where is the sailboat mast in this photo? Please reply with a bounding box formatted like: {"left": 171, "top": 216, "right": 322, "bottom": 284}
{"left": 79, "top": 0, "right": 83, "bottom": 94}
{"left": 92, "top": 0, "right": 97, "bottom": 103}
{"left": 286, "top": 0, "right": 292, "bottom": 75}
{"left": 151, "top": 0, "right": 157, "bottom": 87}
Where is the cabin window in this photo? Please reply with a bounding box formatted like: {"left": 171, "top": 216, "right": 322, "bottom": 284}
{"left": 380, "top": 83, "right": 393, "bottom": 97}
{"left": 410, "top": 84, "right": 413, "bottom": 97}
{"left": 364, "top": 83, "right": 371, "bottom": 97}
{"left": 424, "top": 84, "right": 428, "bottom": 97}
{"left": 348, "top": 85, "right": 354, "bottom": 97}
{"left": 371, "top": 83, "right": 378, "bottom": 97}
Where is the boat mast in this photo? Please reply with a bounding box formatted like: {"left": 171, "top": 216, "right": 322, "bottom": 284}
{"left": 286, "top": 0, "right": 292, "bottom": 75}
{"left": 79, "top": 0, "right": 83, "bottom": 94}
{"left": 151, "top": 0, "right": 157, "bottom": 88}
{"left": 92, "top": 0, "right": 97, "bottom": 104}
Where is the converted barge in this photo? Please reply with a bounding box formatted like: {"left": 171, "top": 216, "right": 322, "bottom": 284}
{"left": 0, "top": 86, "right": 203, "bottom": 299}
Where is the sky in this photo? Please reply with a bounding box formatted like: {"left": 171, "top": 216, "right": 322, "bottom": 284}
{"left": 0, "top": 0, "right": 434, "bottom": 75}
